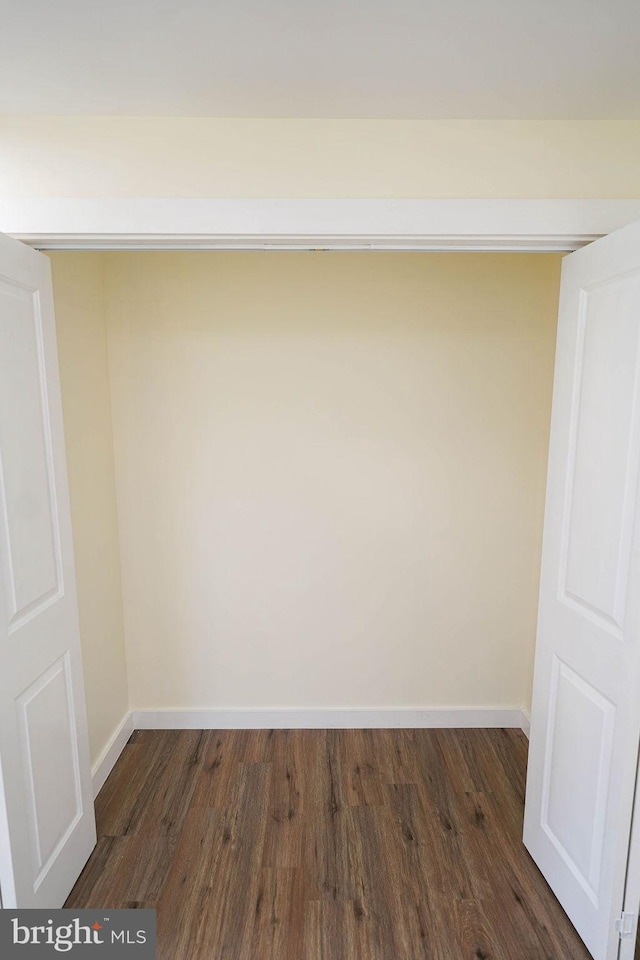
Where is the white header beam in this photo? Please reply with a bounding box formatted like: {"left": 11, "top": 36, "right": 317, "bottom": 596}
{"left": 2, "top": 198, "right": 640, "bottom": 251}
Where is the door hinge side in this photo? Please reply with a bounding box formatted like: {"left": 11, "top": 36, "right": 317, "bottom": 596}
{"left": 614, "top": 912, "right": 636, "bottom": 939}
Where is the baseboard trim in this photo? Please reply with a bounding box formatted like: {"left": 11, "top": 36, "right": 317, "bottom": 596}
{"left": 90, "top": 708, "right": 529, "bottom": 797}
{"left": 91, "top": 712, "right": 135, "bottom": 797}
{"left": 131, "top": 707, "right": 528, "bottom": 731}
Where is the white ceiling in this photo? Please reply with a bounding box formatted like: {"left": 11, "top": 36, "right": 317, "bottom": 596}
{"left": 1, "top": 0, "right": 639, "bottom": 118}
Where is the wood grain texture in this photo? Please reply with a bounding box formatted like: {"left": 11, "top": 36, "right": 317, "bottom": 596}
{"left": 66, "top": 728, "right": 592, "bottom": 959}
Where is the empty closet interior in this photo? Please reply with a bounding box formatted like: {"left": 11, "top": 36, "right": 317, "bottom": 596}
{"left": 48, "top": 250, "right": 562, "bottom": 768}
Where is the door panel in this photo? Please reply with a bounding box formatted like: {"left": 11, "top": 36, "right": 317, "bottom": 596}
{"left": 0, "top": 276, "right": 63, "bottom": 627}
{"left": 561, "top": 273, "right": 640, "bottom": 634}
{"left": 16, "top": 653, "right": 83, "bottom": 885}
{"left": 525, "top": 219, "right": 640, "bottom": 960}
{"left": 0, "top": 232, "right": 95, "bottom": 907}
{"left": 541, "top": 657, "right": 615, "bottom": 900}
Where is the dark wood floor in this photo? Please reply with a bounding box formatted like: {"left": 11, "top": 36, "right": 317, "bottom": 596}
{"left": 66, "top": 728, "right": 591, "bottom": 960}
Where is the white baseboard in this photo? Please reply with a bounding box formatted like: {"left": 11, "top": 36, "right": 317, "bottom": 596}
{"left": 90, "top": 708, "right": 530, "bottom": 796}
{"left": 131, "top": 706, "right": 528, "bottom": 731}
{"left": 91, "top": 712, "right": 135, "bottom": 797}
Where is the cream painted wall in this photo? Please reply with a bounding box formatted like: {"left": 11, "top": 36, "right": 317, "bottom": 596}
{"left": 1, "top": 118, "right": 639, "bottom": 199}
{"left": 102, "top": 251, "right": 561, "bottom": 713}
{"left": 49, "top": 252, "right": 129, "bottom": 766}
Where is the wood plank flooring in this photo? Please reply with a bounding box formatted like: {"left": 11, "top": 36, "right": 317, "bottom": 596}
{"left": 66, "top": 728, "right": 592, "bottom": 959}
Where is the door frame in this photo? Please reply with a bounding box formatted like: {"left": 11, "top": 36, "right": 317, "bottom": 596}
{"left": 4, "top": 195, "right": 640, "bottom": 947}
{"left": 2, "top": 198, "right": 640, "bottom": 252}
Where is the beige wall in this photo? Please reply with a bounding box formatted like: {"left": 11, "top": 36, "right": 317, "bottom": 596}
{"left": 2, "top": 118, "right": 640, "bottom": 198}
{"left": 49, "top": 252, "right": 129, "bottom": 766}
{"left": 100, "top": 251, "right": 560, "bottom": 714}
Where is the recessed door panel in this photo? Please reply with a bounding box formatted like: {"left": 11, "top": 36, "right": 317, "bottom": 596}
{"left": 16, "top": 654, "right": 82, "bottom": 889}
{"left": 561, "top": 274, "right": 640, "bottom": 638}
{"left": 0, "top": 277, "right": 62, "bottom": 631}
{"left": 542, "top": 658, "right": 615, "bottom": 903}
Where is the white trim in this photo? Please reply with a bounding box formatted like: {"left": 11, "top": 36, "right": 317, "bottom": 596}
{"left": 2, "top": 199, "right": 640, "bottom": 251}
{"left": 90, "top": 712, "right": 134, "bottom": 798}
{"left": 521, "top": 709, "right": 531, "bottom": 739}
{"left": 88, "top": 708, "right": 529, "bottom": 796}
{"left": 131, "top": 706, "right": 528, "bottom": 730}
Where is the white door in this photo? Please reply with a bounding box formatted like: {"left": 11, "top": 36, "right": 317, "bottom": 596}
{"left": 524, "top": 219, "right": 640, "bottom": 960}
{"left": 0, "top": 232, "right": 95, "bottom": 907}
